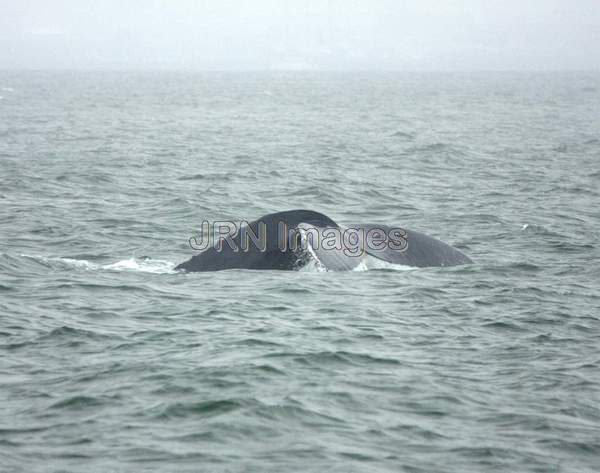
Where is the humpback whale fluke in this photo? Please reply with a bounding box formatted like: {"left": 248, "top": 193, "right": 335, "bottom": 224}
{"left": 176, "top": 209, "right": 472, "bottom": 272}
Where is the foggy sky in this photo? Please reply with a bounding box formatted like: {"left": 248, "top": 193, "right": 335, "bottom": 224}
{"left": 1, "top": 0, "right": 599, "bottom": 70}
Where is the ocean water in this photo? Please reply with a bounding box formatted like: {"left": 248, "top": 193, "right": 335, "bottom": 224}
{"left": 1, "top": 71, "right": 599, "bottom": 472}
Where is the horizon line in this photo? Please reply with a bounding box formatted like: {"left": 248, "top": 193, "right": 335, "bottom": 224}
{"left": 1, "top": 67, "right": 599, "bottom": 73}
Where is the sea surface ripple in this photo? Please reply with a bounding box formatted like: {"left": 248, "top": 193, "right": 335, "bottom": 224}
{"left": 1, "top": 71, "right": 599, "bottom": 472}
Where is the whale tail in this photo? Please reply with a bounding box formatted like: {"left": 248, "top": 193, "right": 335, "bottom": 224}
{"left": 176, "top": 210, "right": 472, "bottom": 272}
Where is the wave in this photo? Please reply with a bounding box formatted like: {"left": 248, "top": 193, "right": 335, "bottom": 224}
{"left": 20, "top": 255, "right": 177, "bottom": 274}
{"left": 19, "top": 252, "right": 413, "bottom": 275}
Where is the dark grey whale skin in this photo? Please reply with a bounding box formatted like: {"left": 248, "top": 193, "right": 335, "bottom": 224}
{"left": 350, "top": 223, "right": 473, "bottom": 268}
{"left": 175, "top": 209, "right": 472, "bottom": 272}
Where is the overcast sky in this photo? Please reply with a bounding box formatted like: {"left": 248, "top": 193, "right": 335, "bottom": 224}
{"left": 1, "top": 0, "right": 599, "bottom": 70}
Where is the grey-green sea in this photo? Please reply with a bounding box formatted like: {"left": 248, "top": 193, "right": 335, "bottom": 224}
{"left": 1, "top": 71, "right": 599, "bottom": 472}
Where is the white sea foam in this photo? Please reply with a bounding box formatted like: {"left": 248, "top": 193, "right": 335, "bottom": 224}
{"left": 296, "top": 246, "right": 413, "bottom": 273}
{"left": 351, "top": 254, "right": 413, "bottom": 272}
{"left": 102, "top": 258, "right": 176, "bottom": 274}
